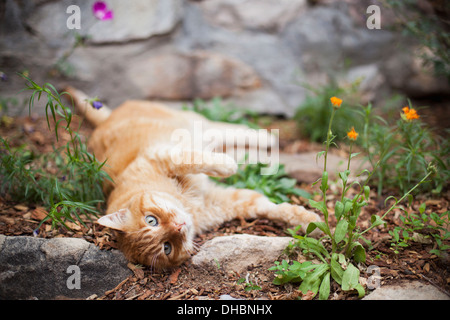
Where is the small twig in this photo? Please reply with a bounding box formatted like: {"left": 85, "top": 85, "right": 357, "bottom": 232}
{"left": 103, "top": 276, "right": 130, "bottom": 296}
{"left": 419, "top": 274, "right": 450, "bottom": 298}
{"left": 125, "top": 292, "right": 143, "bottom": 300}
{"left": 167, "top": 290, "right": 190, "bottom": 300}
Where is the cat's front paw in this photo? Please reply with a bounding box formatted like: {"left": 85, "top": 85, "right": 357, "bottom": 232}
{"left": 203, "top": 152, "right": 238, "bottom": 177}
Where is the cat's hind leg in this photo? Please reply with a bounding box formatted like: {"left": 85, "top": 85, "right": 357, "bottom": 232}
{"left": 190, "top": 178, "right": 322, "bottom": 236}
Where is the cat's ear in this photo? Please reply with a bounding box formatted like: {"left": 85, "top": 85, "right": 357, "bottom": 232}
{"left": 97, "top": 208, "right": 131, "bottom": 231}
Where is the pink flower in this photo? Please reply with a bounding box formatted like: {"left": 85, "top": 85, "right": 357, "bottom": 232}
{"left": 92, "top": 2, "right": 113, "bottom": 20}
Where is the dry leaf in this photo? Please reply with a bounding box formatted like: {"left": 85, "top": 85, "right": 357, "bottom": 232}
{"left": 301, "top": 290, "right": 315, "bottom": 300}
{"left": 32, "top": 207, "right": 48, "bottom": 221}
{"left": 65, "top": 221, "right": 82, "bottom": 231}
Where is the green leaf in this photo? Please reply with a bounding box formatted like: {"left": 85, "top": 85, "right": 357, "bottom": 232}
{"left": 370, "top": 214, "right": 385, "bottom": 228}
{"left": 291, "top": 188, "right": 312, "bottom": 199}
{"left": 320, "top": 171, "right": 329, "bottom": 193}
{"left": 278, "top": 177, "right": 296, "bottom": 190}
{"left": 354, "top": 284, "right": 366, "bottom": 298}
{"left": 364, "top": 186, "right": 370, "bottom": 200}
{"left": 334, "top": 219, "right": 348, "bottom": 244}
{"left": 315, "top": 151, "right": 325, "bottom": 163}
{"left": 350, "top": 152, "right": 361, "bottom": 159}
{"left": 309, "top": 199, "right": 328, "bottom": 215}
{"left": 307, "top": 221, "right": 330, "bottom": 236}
{"left": 341, "top": 263, "right": 360, "bottom": 291}
{"left": 419, "top": 202, "right": 426, "bottom": 214}
{"left": 299, "top": 263, "right": 329, "bottom": 297}
{"left": 339, "top": 170, "right": 349, "bottom": 182}
{"left": 319, "top": 272, "right": 331, "bottom": 300}
{"left": 343, "top": 200, "right": 353, "bottom": 214}
{"left": 307, "top": 263, "right": 329, "bottom": 284}
{"left": 330, "top": 256, "right": 344, "bottom": 285}
{"left": 352, "top": 242, "right": 366, "bottom": 263}
{"left": 334, "top": 201, "right": 344, "bottom": 220}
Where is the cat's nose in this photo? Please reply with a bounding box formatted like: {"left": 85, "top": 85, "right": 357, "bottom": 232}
{"left": 174, "top": 222, "right": 186, "bottom": 232}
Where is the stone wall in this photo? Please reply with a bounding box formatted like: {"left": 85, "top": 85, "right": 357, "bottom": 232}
{"left": 0, "top": 0, "right": 448, "bottom": 116}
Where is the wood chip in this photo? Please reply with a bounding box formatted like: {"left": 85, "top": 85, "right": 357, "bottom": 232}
{"left": 168, "top": 290, "right": 189, "bottom": 300}
{"left": 13, "top": 204, "right": 28, "bottom": 211}
{"left": 31, "top": 207, "right": 48, "bottom": 220}
{"left": 169, "top": 268, "right": 182, "bottom": 284}
{"left": 127, "top": 263, "right": 145, "bottom": 280}
{"left": 104, "top": 277, "right": 130, "bottom": 296}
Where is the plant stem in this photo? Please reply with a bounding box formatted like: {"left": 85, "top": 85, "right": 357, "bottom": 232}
{"left": 323, "top": 108, "right": 336, "bottom": 172}
{"left": 322, "top": 109, "right": 336, "bottom": 226}
{"left": 360, "top": 170, "right": 434, "bottom": 236}
{"left": 340, "top": 142, "right": 353, "bottom": 203}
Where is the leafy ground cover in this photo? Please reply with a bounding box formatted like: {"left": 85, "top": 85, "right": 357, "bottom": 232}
{"left": 0, "top": 114, "right": 448, "bottom": 300}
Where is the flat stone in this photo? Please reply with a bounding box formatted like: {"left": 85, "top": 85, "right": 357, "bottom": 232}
{"left": 192, "top": 234, "right": 292, "bottom": 273}
{"left": 363, "top": 280, "right": 450, "bottom": 300}
{"left": 0, "top": 235, "right": 131, "bottom": 299}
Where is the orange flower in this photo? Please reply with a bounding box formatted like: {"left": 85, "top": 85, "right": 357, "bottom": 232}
{"left": 347, "top": 127, "right": 358, "bottom": 141}
{"left": 402, "top": 106, "right": 420, "bottom": 121}
{"left": 330, "top": 96, "right": 342, "bottom": 108}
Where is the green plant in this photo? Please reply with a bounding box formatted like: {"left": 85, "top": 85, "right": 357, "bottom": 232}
{"left": 213, "top": 162, "right": 311, "bottom": 204}
{"left": 0, "top": 74, "right": 111, "bottom": 230}
{"left": 237, "top": 277, "right": 262, "bottom": 292}
{"left": 269, "top": 97, "right": 436, "bottom": 300}
{"left": 360, "top": 101, "right": 449, "bottom": 195}
{"left": 294, "top": 78, "right": 362, "bottom": 142}
{"left": 389, "top": 202, "right": 450, "bottom": 256}
{"left": 183, "top": 97, "right": 260, "bottom": 129}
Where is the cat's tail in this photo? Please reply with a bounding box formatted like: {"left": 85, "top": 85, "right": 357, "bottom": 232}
{"left": 64, "top": 86, "right": 112, "bottom": 127}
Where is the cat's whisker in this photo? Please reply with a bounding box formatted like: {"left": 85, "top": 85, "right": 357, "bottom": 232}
{"left": 149, "top": 254, "right": 158, "bottom": 275}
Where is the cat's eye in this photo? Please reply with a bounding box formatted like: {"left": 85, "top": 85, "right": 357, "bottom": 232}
{"left": 144, "top": 215, "right": 158, "bottom": 227}
{"left": 163, "top": 242, "right": 172, "bottom": 255}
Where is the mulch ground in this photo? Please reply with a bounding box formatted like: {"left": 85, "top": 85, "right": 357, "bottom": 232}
{"left": 0, "top": 114, "right": 449, "bottom": 300}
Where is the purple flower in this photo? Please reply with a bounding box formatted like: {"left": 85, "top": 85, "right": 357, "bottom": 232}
{"left": 0, "top": 72, "right": 7, "bottom": 82}
{"left": 92, "top": 1, "right": 113, "bottom": 20}
{"left": 92, "top": 101, "right": 103, "bottom": 110}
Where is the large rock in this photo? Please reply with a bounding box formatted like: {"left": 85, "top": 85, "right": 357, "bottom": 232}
{"left": 27, "top": 0, "right": 183, "bottom": 45}
{"left": 0, "top": 235, "right": 131, "bottom": 299}
{"left": 127, "top": 51, "right": 262, "bottom": 100}
{"left": 192, "top": 234, "right": 292, "bottom": 273}
{"left": 199, "top": 0, "right": 308, "bottom": 32}
{"left": 1, "top": 0, "right": 444, "bottom": 118}
{"left": 281, "top": 4, "right": 394, "bottom": 70}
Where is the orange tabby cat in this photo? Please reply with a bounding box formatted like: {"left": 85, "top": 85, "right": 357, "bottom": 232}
{"left": 66, "top": 87, "right": 321, "bottom": 270}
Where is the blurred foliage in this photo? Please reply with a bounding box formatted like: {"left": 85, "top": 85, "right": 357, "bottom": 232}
{"left": 294, "top": 77, "right": 363, "bottom": 142}
{"left": 384, "top": 0, "right": 450, "bottom": 79}
{"left": 183, "top": 97, "right": 261, "bottom": 129}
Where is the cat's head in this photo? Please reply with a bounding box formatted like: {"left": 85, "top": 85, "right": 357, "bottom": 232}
{"left": 97, "top": 192, "right": 195, "bottom": 270}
